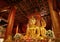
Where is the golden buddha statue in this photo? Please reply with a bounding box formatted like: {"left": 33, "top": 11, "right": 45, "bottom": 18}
{"left": 24, "top": 14, "right": 47, "bottom": 39}
{"left": 25, "top": 16, "right": 40, "bottom": 39}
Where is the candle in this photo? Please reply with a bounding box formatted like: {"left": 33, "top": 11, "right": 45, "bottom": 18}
{"left": 16, "top": 25, "right": 19, "bottom": 33}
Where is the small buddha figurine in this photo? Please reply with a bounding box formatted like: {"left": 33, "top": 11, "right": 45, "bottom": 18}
{"left": 25, "top": 16, "right": 40, "bottom": 39}
{"left": 34, "top": 15, "right": 47, "bottom": 39}
{"left": 40, "top": 18, "right": 47, "bottom": 38}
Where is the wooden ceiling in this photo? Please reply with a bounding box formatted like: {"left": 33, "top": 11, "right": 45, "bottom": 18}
{"left": 0, "top": 0, "right": 49, "bottom": 22}
{"left": 0, "top": 0, "right": 57, "bottom": 30}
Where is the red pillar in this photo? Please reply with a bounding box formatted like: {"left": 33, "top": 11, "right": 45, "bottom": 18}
{"left": 5, "top": 6, "right": 16, "bottom": 39}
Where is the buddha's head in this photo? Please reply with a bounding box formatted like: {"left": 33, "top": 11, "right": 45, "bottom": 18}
{"left": 29, "top": 16, "right": 36, "bottom": 25}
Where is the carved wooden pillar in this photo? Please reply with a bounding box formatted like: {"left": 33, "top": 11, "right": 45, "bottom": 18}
{"left": 5, "top": 6, "right": 16, "bottom": 39}
{"left": 48, "top": 0, "right": 60, "bottom": 41}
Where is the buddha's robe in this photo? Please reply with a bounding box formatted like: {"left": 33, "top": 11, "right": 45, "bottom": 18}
{"left": 26, "top": 25, "right": 40, "bottom": 38}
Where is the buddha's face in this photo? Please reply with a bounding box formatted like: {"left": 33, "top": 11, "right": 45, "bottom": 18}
{"left": 29, "top": 16, "right": 36, "bottom": 25}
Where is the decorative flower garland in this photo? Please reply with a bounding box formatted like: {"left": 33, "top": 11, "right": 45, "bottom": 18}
{"left": 46, "top": 30, "right": 55, "bottom": 39}
{"left": 14, "top": 33, "right": 23, "bottom": 39}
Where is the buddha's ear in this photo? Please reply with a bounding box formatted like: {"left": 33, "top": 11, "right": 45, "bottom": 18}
{"left": 41, "top": 18, "right": 46, "bottom": 27}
